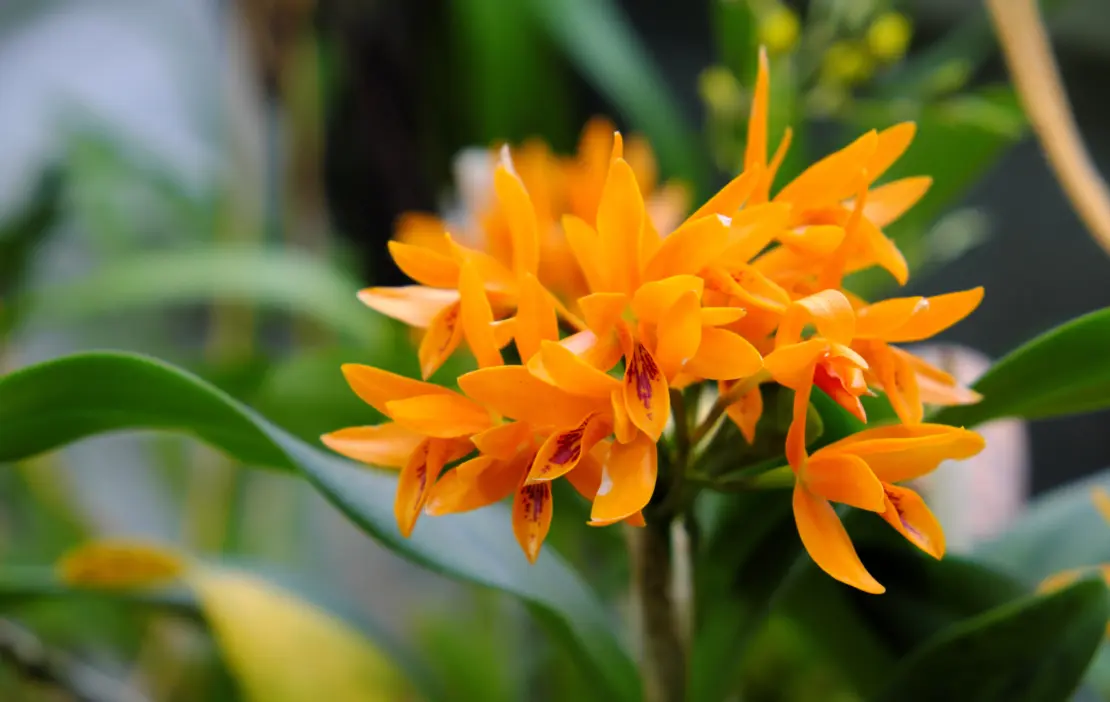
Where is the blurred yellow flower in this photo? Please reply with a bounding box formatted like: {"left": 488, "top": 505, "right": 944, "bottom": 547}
{"left": 759, "top": 4, "right": 801, "bottom": 56}
{"left": 822, "top": 40, "right": 874, "bottom": 85}
{"left": 868, "top": 11, "right": 913, "bottom": 63}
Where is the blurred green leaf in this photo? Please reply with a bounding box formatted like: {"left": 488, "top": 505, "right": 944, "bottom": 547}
{"left": 528, "top": 0, "right": 703, "bottom": 190}
{"left": 451, "top": 0, "right": 571, "bottom": 147}
{"left": 873, "top": 578, "right": 1109, "bottom": 702}
{"left": 933, "top": 307, "right": 1110, "bottom": 427}
{"left": 0, "top": 352, "right": 640, "bottom": 702}
{"left": 846, "top": 87, "right": 1025, "bottom": 294}
{"left": 976, "top": 467, "right": 1110, "bottom": 584}
{"left": 11, "top": 246, "right": 390, "bottom": 348}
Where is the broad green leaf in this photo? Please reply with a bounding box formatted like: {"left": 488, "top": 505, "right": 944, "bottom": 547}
{"left": 528, "top": 0, "right": 704, "bottom": 190}
{"left": 933, "top": 307, "right": 1110, "bottom": 427}
{"left": 0, "top": 352, "right": 640, "bottom": 702}
{"left": 873, "top": 578, "right": 1110, "bottom": 702}
{"left": 976, "top": 467, "right": 1110, "bottom": 584}
{"left": 192, "top": 566, "right": 416, "bottom": 702}
{"left": 9, "top": 246, "right": 390, "bottom": 347}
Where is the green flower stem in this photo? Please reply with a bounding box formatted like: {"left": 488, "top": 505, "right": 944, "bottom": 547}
{"left": 689, "top": 369, "right": 772, "bottom": 447}
{"left": 629, "top": 519, "right": 688, "bottom": 702}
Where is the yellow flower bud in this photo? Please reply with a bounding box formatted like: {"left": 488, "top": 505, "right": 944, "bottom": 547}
{"left": 699, "top": 66, "right": 744, "bottom": 117}
{"left": 759, "top": 5, "right": 801, "bottom": 56}
{"left": 867, "top": 11, "right": 912, "bottom": 63}
{"left": 58, "top": 540, "right": 186, "bottom": 589}
{"left": 821, "top": 40, "right": 874, "bottom": 86}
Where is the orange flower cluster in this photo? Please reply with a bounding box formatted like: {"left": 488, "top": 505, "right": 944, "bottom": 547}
{"left": 323, "top": 50, "right": 986, "bottom": 592}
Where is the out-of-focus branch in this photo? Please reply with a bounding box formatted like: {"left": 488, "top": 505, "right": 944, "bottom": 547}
{"left": 987, "top": 0, "right": 1110, "bottom": 257}
{"left": 0, "top": 619, "right": 151, "bottom": 702}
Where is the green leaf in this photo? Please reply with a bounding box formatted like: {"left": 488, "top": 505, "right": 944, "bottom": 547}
{"left": 976, "top": 467, "right": 1110, "bottom": 584}
{"left": 528, "top": 0, "right": 704, "bottom": 190}
{"left": 0, "top": 352, "right": 640, "bottom": 702}
{"left": 9, "top": 245, "right": 390, "bottom": 348}
{"left": 933, "top": 307, "right": 1110, "bottom": 427}
{"left": 873, "top": 578, "right": 1110, "bottom": 702}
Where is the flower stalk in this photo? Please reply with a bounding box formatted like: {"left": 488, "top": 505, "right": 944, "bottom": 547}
{"left": 630, "top": 518, "right": 688, "bottom": 702}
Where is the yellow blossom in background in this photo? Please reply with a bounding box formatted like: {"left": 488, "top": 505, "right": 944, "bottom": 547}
{"left": 323, "top": 46, "right": 988, "bottom": 585}
{"left": 868, "top": 11, "right": 913, "bottom": 64}
{"left": 822, "top": 40, "right": 875, "bottom": 86}
{"left": 758, "top": 4, "right": 800, "bottom": 56}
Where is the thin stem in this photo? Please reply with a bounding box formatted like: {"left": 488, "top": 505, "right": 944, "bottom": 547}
{"left": 690, "top": 369, "right": 771, "bottom": 446}
{"left": 629, "top": 522, "right": 687, "bottom": 702}
{"left": 988, "top": 0, "right": 1110, "bottom": 257}
{"left": 658, "top": 388, "right": 692, "bottom": 517}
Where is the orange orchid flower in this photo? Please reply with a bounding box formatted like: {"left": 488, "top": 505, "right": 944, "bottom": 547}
{"left": 792, "top": 424, "right": 985, "bottom": 593}
{"left": 320, "top": 365, "right": 491, "bottom": 537}
{"left": 852, "top": 288, "right": 985, "bottom": 423}
{"left": 425, "top": 365, "right": 644, "bottom": 561}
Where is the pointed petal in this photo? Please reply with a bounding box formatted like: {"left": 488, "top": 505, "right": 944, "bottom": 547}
{"left": 459, "top": 366, "right": 606, "bottom": 429}
{"left": 745, "top": 47, "right": 769, "bottom": 171}
{"left": 579, "top": 292, "right": 630, "bottom": 337}
{"left": 321, "top": 424, "right": 425, "bottom": 468}
{"left": 779, "top": 224, "right": 846, "bottom": 257}
{"left": 562, "top": 328, "right": 624, "bottom": 372}
{"left": 754, "top": 127, "right": 793, "bottom": 204}
{"left": 386, "top": 394, "right": 492, "bottom": 438}
{"left": 867, "top": 122, "right": 916, "bottom": 183}
{"left": 879, "top": 483, "right": 945, "bottom": 559}
{"left": 861, "top": 176, "right": 932, "bottom": 228}
{"left": 829, "top": 424, "right": 986, "bottom": 483}
{"left": 690, "top": 164, "right": 762, "bottom": 221}
{"left": 775, "top": 130, "right": 878, "bottom": 210}
{"left": 458, "top": 260, "right": 503, "bottom": 369}
{"left": 395, "top": 212, "right": 450, "bottom": 250}
{"left": 591, "top": 434, "right": 658, "bottom": 522}
{"left": 443, "top": 233, "right": 518, "bottom": 293}
{"left": 388, "top": 240, "right": 459, "bottom": 288}
{"left": 852, "top": 217, "right": 910, "bottom": 285}
{"left": 493, "top": 161, "right": 539, "bottom": 277}
{"left": 340, "top": 363, "right": 453, "bottom": 416}
{"left": 629, "top": 275, "right": 704, "bottom": 323}
{"left": 764, "top": 339, "right": 828, "bottom": 389}
{"left": 654, "top": 291, "right": 703, "bottom": 380}
{"left": 417, "top": 301, "right": 464, "bottom": 379}
{"left": 596, "top": 158, "right": 645, "bottom": 294}
{"left": 701, "top": 306, "right": 746, "bottom": 326}
{"left": 562, "top": 215, "right": 608, "bottom": 293}
{"left": 538, "top": 339, "right": 622, "bottom": 397}
{"left": 623, "top": 341, "right": 670, "bottom": 441}
{"left": 704, "top": 265, "right": 791, "bottom": 314}
{"left": 857, "top": 288, "right": 984, "bottom": 343}
{"left": 471, "top": 421, "right": 534, "bottom": 460}
{"left": 425, "top": 455, "right": 519, "bottom": 516}
{"left": 610, "top": 389, "right": 637, "bottom": 444}
{"left": 513, "top": 482, "right": 553, "bottom": 563}
{"left": 358, "top": 286, "right": 459, "bottom": 329}
{"left": 491, "top": 317, "right": 517, "bottom": 349}
{"left": 793, "top": 483, "right": 884, "bottom": 594}
{"left": 724, "top": 383, "right": 763, "bottom": 444}
{"left": 642, "top": 215, "right": 731, "bottom": 281}
{"left": 777, "top": 289, "right": 856, "bottom": 347}
{"left": 895, "top": 347, "right": 981, "bottom": 406}
{"left": 804, "top": 453, "right": 886, "bottom": 511}
{"left": 514, "top": 272, "right": 559, "bottom": 362}
{"left": 866, "top": 342, "right": 923, "bottom": 424}
{"left": 720, "top": 202, "right": 793, "bottom": 265}
{"left": 528, "top": 412, "right": 613, "bottom": 482}
{"left": 685, "top": 328, "right": 763, "bottom": 381}
{"left": 395, "top": 439, "right": 450, "bottom": 537}
{"left": 566, "top": 443, "right": 608, "bottom": 499}
{"left": 785, "top": 379, "right": 813, "bottom": 469}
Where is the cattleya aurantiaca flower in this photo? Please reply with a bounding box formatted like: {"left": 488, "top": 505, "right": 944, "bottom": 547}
{"left": 323, "top": 48, "right": 987, "bottom": 592}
